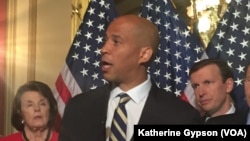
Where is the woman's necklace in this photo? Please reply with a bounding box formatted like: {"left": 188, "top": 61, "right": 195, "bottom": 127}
{"left": 22, "top": 128, "right": 51, "bottom": 141}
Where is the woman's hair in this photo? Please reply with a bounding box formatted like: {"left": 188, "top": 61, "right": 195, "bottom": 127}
{"left": 11, "top": 80, "right": 58, "bottom": 131}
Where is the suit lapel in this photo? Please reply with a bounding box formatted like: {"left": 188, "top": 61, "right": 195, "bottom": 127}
{"left": 137, "top": 83, "right": 158, "bottom": 124}
{"left": 91, "top": 84, "right": 112, "bottom": 140}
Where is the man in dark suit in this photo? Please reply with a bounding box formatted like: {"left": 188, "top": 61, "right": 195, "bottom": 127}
{"left": 58, "top": 14, "right": 202, "bottom": 141}
{"left": 189, "top": 58, "right": 247, "bottom": 124}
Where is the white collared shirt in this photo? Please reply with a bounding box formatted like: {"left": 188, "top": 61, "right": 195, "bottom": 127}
{"left": 205, "top": 103, "right": 236, "bottom": 121}
{"left": 105, "top": 75, "right": 152, "bottom": 141}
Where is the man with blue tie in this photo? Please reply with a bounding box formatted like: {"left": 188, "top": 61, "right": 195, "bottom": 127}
{"left": 244, "top": 62, "right": 250, "bottom": 124}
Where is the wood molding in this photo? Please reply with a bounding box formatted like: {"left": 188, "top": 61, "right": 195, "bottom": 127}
{"left": 28, "top": 0, "right": 37, "bottom": 81}
{"left": 0, "top": 0, "right": 7, "bottom": 137}
{"left": 5, "top": 0, "right": 17, "bottom": 135}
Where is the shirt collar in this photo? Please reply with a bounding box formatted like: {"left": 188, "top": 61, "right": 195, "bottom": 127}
{"left": 110, "top": 75, "right": 152, "bottom": 103}
{"left": 205, "top": 103, "right": 236, "bottom": 121}
{"left": 225, "top": 103, "right": 236, "bottom": 114}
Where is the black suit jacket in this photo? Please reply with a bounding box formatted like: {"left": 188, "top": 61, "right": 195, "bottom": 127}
{"left": 58, "top": 83, "right": 202, "bottom": 141}
{"left": 203, "top": 108, "right": 248, "bottom": 124}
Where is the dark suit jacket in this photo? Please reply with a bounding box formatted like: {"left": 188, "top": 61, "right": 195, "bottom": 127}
{"left": 203, "top": 108, "right": 248, "bottom": 124}
{"left": 58, "top": 83, "right": 202, "bottom": 141}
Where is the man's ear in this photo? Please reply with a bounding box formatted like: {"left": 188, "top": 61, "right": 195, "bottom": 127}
{"left": 225, "top": 77, "right": 234, "bottom": 93}
{"left": 139, "top": 47, "right": 153, "bottom": 64}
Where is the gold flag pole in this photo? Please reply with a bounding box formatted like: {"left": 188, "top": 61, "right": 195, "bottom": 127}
{"left": 191, "top": 0, "right": 199, "bottom": 34}
{"left": 190, "top": 0, "right": 206, "bottom": 48}
{"left": 71, "top": 0, "right": 89, "bottom": 41}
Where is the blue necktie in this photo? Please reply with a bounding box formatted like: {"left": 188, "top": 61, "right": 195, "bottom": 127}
{"left": 109, "top": 93, "right": 130, "bottom": 141}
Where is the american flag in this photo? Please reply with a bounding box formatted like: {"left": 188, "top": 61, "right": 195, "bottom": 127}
{"left": 206, "top": 0, "right": 250, "bottom": 111}
{"left": 53, "top": 0, "right": 118, "bottom": 118}
{"left": 140, "top": 0, "right": 206, "bottom": 108}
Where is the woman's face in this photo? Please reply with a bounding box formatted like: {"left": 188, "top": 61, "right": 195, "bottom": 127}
{"left": 20, "top": 91, "right": 50, "bottom": 130}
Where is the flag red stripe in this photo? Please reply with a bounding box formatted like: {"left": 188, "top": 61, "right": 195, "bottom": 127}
{"left": 54, "top": 64, "right": 82, "bottom": 117}
{"left": 55, "top": 73, "right": 72, "bottom": 104}
{"left": 180, "top": 92, "right": 189, "bottom": 103}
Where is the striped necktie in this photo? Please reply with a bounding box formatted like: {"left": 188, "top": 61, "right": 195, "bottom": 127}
{"left": 109, "top": 93, "right": 130, "bottom": 141}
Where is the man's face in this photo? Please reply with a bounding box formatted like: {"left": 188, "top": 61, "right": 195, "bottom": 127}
{"left": 100, "top": 19, "right": 142, "bottom": 85}
{"left": 190, "top": 64, "right": 233, "bottom": 116}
